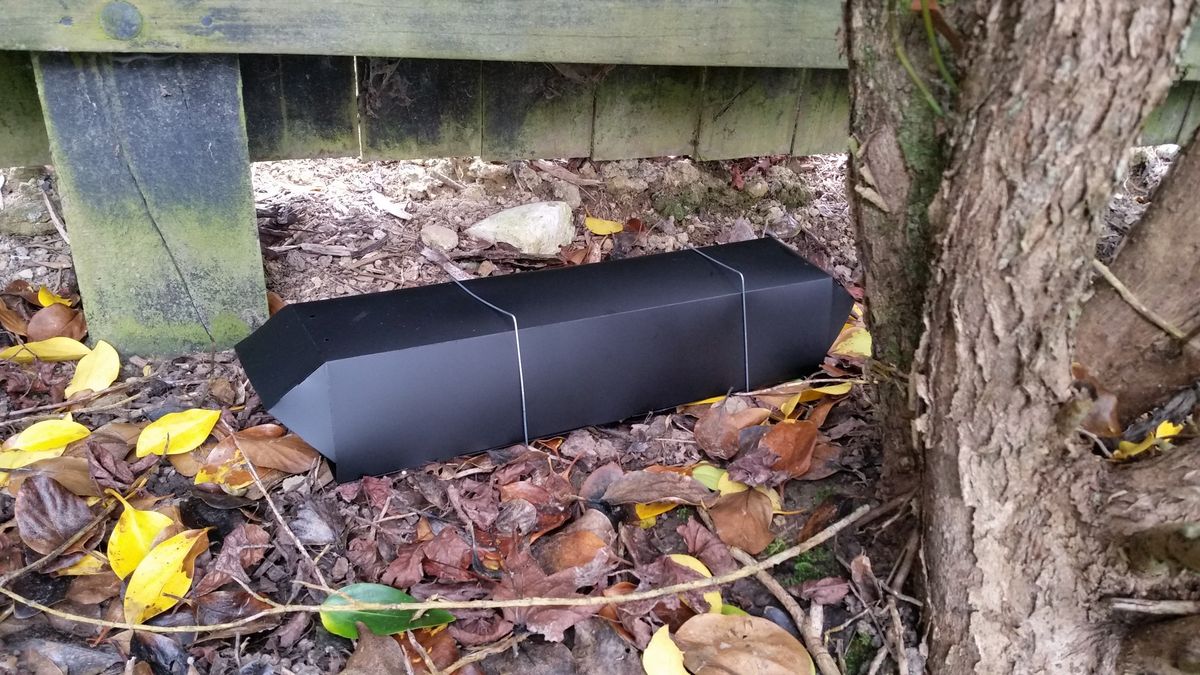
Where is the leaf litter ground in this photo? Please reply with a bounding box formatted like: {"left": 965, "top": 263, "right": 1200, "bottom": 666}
{"left": 0, "top": 154, "right": 928, "bottom": 675}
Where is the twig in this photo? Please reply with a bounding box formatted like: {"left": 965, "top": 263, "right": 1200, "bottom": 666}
{"left": 0, "top": 505, "right": 872, "bottom": 634}
{"left": 431, "top": 170, "right": 466, "bottom": 192}
{"left": 1108, "top": 598, "right": 1200, "bottom": 614}
{"left": 405, "top": 630, "right": 443, "bottom": 675}
{"left": 421, "top": 247, "right": 475, "bottom": 282}
{"left": 887, "top": 601, "right": 910, "bottom": 675}
{"left": 1, "top": 377, "right": 146, "bottom": 421}
{"left": 39, "top": 187, "right": 70, "bottom": 245}
{"left": 866, "top": 647, "right": 889, "bottom": 675}
{"left": 443, "top": 632, "right": 527, "bottom": 674}
{"left": 243, "top": 457, "right": 329, "bottom": 590}
{"left": 697, "top": 509, "right": 841, "bottom": 675}
{"left": 531, "top": 160, "right": 602, "bottom": 187}
{"left": 1092, "top": 259, "right": 1189, "bottom": 342}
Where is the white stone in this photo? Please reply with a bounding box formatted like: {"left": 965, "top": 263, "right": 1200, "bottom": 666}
{"left": 551, "top": 181, "right": 582, "bottom": 209}
{"left": 419, "top": 223, "right": 460, "bottom": 251}
{"left": 465, "top": 201, "right": 575, "bottom": 257}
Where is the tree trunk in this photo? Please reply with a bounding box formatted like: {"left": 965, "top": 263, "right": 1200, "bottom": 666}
{"left": 1077, "top": 144, "right": 1200, "bottom": 421}
{"left": 847, "top": 1, "right": 1197, "bottom": 673}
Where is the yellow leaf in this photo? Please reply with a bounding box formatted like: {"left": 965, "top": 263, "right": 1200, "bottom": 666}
{"left": 667, "top": 554, "right": 722, "bottom": 613}
{"left": 715, "top": 472, "right": 749, "bottom": 496}
{"left": 0, "top": 337, "right": 91, "bottom": 363}
{"left": 1114, "top": 420, "right": 1185, "bottom": 460}
{"left": 123, "top": 529, "right": 208, "bottom": 623}
{"left": 830, "top": 325, "right": 871, "bottom": 359}
{"left": 780, "top": 393, "right": 804, "bottom": 417}
{"left": 107, "top": 490, "right": 175, "bottom": 580}
{"left": 636, "top": 502, "right": 678, "bottom": 526}
{"left": 37, "top": 286, "right": 72, "bottom": 307}
{"left": 684, "top": 394, "right": 727, "bottom": 407}
{"left": 8, "top": 418, "right": 90, "bottom": 452}
{"left": 794, "top": 382, "right": 855, "bottom": 405}
{"left": 643, "top": 626, "right": 689, "bottom": 675}
{"left": 57, "top": 552, "right": 108, "bottom": 576}
{"left": 136, "top": 409, "right": 221, "bottom": 457}
{"left": 65, "top": 340, "right": 120, "bottom": 398}
{"left": 690, "top": 464, "right": 725, "bottom": 490}
{"left": 0, "top": 446, "right": 68, "bottom": 469}
{"left": 585, "top": 216, "right": 623, "bottom": 235}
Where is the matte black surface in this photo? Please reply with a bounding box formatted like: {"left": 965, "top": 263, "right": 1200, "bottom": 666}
{"left": 237, "top": 238, "right": 853, "bottom": 480}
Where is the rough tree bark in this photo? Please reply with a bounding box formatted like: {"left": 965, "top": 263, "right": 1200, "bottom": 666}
{"left": 847, "top": 1, "right": 1198, "bottom": 673}
{"left": 1077, "top": 143, "right": 1200, "bottom": 421}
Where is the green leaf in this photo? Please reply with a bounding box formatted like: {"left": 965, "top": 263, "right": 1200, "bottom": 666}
{"left": 319, "top": 583, "right": 455, "bottom": 639}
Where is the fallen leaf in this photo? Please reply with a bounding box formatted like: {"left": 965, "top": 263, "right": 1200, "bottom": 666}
{"left": 7, "top": 456, "right": 99, "bottom": 497}
{"left": 320, "top": 583, "right": 455, "bottom": 639}
{"left": 123, "top": 529, "right": 209, "bottom": 623}
{"left": 371, "top": 191, "right": 413, "bottom": 220}
{"left": 15, "top": 474, "right": 95, "bottom": 555}
{"left": 761, "top": 420, "right": 819, "bottom": 478}
{"left": 534, "top": 529, "right": 609, "bottom": 575}
{"left": 195, "top": 589, "right": 277, "bottom": 637}
{"left": 233, "top": 424, "right": 320, "bottom": 473}
{"left": 194, "top": 523, "right": 271, "bottom": 595}
{"left": 797, "top": 577, "right": 850, "bottom": 605}
{"left": 585, "top": 216, "right": 624, "bottom": 235}
{"left": 1115, "top": 420, "right": 1184, "bottom": 460}
{"left": 601, "top": 470, "right": 714, "bottom": 506}
{"left": 0, "top": 302, "right": 28, "bottom": 335}
{"left": 37, "top": 287, "right": 73, "bottom": 308}
{"left": 396, "top": 627, "right": 464, "bottom": 674}
{"left": 642, "top": 626, "right": 688, "bottom": 675}
{"left": 64, "top": 340, "right": 119, "bottom": 398}
{"left": 340, "top": 623, "right": 410, "bottom": 675}
{"left": 689, "top": 464, "right": 724, "bottom": 491}
{"left": 674, "top": 613, "right": 814, "bottom": 675}
{"left": 666, "top": 554, "right": 722, "bottom": 613}
{"left": 0, "top": 337, "right": 90, "bottom": 363}
{"left": 830, "top": 323, "right": 871, "bottom": 360}
{"left": 131, "top": 632, "right": 190, "bottom": 675}
{"left": 266, "top": 291, "right": 287, "bottom": 316}
{"left": 54, "top": 550, "right": 108, "bottom": 576}
{"left": 26, "top": 304, "right": 86, "bottom": 342}
{"left": 706, "top": 488, "right": 774, "bottom": 554}
{"left": 66, "top": 569, "right": 121, "bottom": 604}
{"left": 1071, "top": 363, "right": 1122, "bottom": 438}
{"left": 494, "top": 545, "right": 606, "bottom": 641}
{"left": 676, "top": 518, "right": 737, "bottom": 575}
{"left": 6, "top": 418, "right": 90, "bottom": 452}
{"left": 136, "top": 409, "right": 220, "bottom": 457}
{"left": 694, "top": 405, "right": 771, "bottom": 460}
{"left": 106, "top": 490, "right": 174, "bottom": 580}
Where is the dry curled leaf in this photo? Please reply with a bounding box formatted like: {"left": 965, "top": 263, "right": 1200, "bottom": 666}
{"left": 706, "top": 488, "right": 775, "bottom": 555}
{"left": 194, "top": 523, "right": 270, "bottom": 595}
{"left": 26, "top": 304, "right": 86, "bottom": 342}
{"left": 694, "top": 404, "right": 770, "bottom": 460}
{"left": 15, "top": 474, "right": 95, "bottom": 555}
{"left": 601, "top": 470, "right": 714, "bottom": 506}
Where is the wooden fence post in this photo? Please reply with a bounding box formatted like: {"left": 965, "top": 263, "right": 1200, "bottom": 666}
{"left": 34, "top": 53, "right": 266, "bottom": 356}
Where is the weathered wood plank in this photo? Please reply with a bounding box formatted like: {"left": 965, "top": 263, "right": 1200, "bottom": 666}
{"left": 35, "top": 53, "right": 266, "bottom": 355}
{"left": 792, "top": 69, "right": 849, "bottom": 156}
{"left": 359, "top": 58, "right": 481, "bottom": 160}
{"left": 482, "top": 62, "right": 597, "bottom": 160}
{"left": 0, "top": 1, "right": 843, "bottom": 69}
{"left": 0, "top": 52, "right": 51, "bottom": 167}
{"left": 696, "top": 67, "right": 803, "bottom": 160}
{"left": 1142, "top": 81, "right": 1199, "bottom": 146}
{"left": 241, "top": 55, "right": 358, "bottom": 161}
{"left": 592, "top": 66, "right": 703, "bottom": 160}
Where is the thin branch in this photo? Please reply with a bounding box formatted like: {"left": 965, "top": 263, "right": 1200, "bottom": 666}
{"left": 0, "top": 376, "right": 147, "bottom": 422}
{"left": 1092, "top": 259, "right": 1189, "bottom": 342}
{"left": 1108, "top": 598, "right": 1200, "bottom": 615}
{"left": 443, "top": 632, "right": 527, "bottom": 674}
{"left": 39, "top": 187, "right": 70, "bottom": 245}
{"left": 0, "top": 504, "right": 871, "bottom": 635}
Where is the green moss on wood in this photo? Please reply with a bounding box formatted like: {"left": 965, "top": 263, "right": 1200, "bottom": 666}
{"left": 482, "top": 62, "right": 596, "bottom": 160}
{"left": 697, "top": 67, "right": 802, "bottom": 160}
{"left": 0, "top": 52, "right": 51, "bottom": 167}
{"left": 593, "top": 65, "right": 703, "bottom": 160}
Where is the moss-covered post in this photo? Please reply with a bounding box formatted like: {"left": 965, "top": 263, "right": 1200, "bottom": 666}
{"left": 34, "top": 52, "right": 266, "bottom": 355}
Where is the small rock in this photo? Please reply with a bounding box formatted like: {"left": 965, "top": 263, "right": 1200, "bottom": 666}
{"left": 765, "top": 205, "right": 786, "bottom": 225}
{"left": 419, "top": 223, "right": 460, "bottom": 251}
{"left": 719, "top": 217, "right": 756, "bottom": 243}
{"left": 465, "top": 201, "right": 575, "bottom": 257}
{"left": 551, "top": 180, "right": 582, "bottom": 209}
{"left": 605, "top": 174, "right": 648, "bottom": 194}
{"left": 745, "top": 176, "right": 769, "bottom": 198}
{"left": 15, "top": 269, "right": 32, "bottom": 280}
{"left": 289, "top": 505, "right": 336, "bottom": 545}
{"left": 514, "top": 162, "right": 543, "bottom": 189}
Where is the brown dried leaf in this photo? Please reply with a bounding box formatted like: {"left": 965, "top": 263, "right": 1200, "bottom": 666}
{"left": 0, "top": 302, "right": 28, "bottom": 336}
{"left": 797, "top": 440, "right": 844, "bottom": 482}
{"left": 706, "top": 489, "right": 774, "bottom": 555}
{"left": 194, "top": 523, "right": 270, "bottom": 595}
{"left": 195, "top": 589, "right": 277, "bottom": 638}
{"left": 761, "top": 421, "right": 818, "bottom": 478}
{"left": 65, "top": 569, "right": 121, "bottom": 604}
{"left": 601, "top": 470, "right": 714, "bottom": 506}
{"left": 233, "top": 424, "right": 320, "bottom": 474}
{"left": 798, "top": 500, "right": 839, "bottom": 542}
{"left": 7, "top": 457, "right": 99, "bottom": 498}
{"left": 26, "top": 304, "right": 86, "bottom": 342}
{"left": 579, "top": 461, "right": 625, "bottom": 501}
{"left": 694, "top": 405, "right": 771, "bottom": 460}
{"left": 494, "top": 545, "right": 605, "bottom": 641}
{"left": 534, "top": 530, "right": 608, "bottom": 575}
{"left": 86, "top": 440, "right": 135, "bottom": 491}
{"left": 396, "top": 627, "right": 462, "bottom": 674}
{"left": 797, "top": 577, "right": 850, "bottom": 605}
{"left": 15, "top": 475, "right": 94, "bottom": 555}
{"left": 381, "top": 542, "right": 427, "bottom": 588}
{"left": 676, "top": 517, "right": 737, "bottom": 575}
{"left": 675, "top": 613, "right": 815, "bottom": 675}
